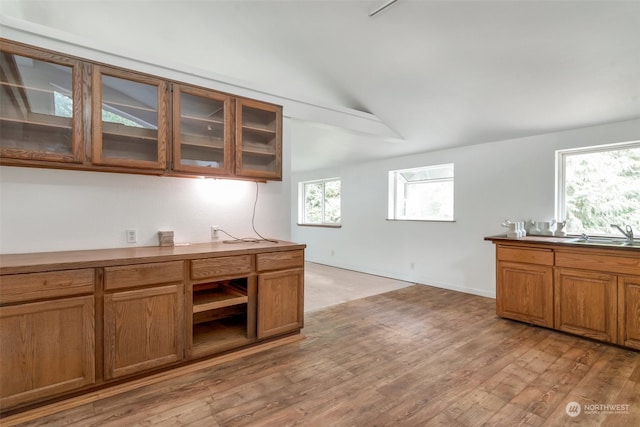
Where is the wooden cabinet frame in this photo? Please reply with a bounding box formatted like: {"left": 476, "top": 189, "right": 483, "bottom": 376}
{"left": 91, "top": 65, "right": 168, "bottom": 170}
{"left": 0, "top": 38, "right": 283, "bottom": 181}
{"left": 0, "top": 242, "right": 305, "bottom": 413}
{"left": 257, "top": 268, "right": 304, "bottom": 338}
{"left": 235, "top": 98, "right": 283, "bottom": 180}
{"left": 0, "top": 295, "right": 95, "bottom": 409}
{"left": 497, "top": 261, "right": 553, "bottom": 327}
{"left": 0, "top": 40, "right": 84, "bottom": 164}
{"left": 488, "top": 238, "right": 640, "bottom": 350}
{"left": 103, "top": 284, "right": 184, "bottom": 379}
{"left": 554, "top": 268, "right": 617, "bottom": 342}
{"left": 171, "top": 83, "right": 234, "bottom": 176}
{"left": 618, "top": 275, "right": 640, "bottom": 350}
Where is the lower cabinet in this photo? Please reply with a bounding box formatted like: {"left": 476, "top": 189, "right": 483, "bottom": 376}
{"left": 0, "top": 243, "right": 305, "bottom": 413}
{"left": 0, "top": 295, "right": 95, "bottom": 409}
{"left": 497, "top": 261, "right": 553, "bottom": 327}
{"left": 618, "top": 275, "right": 640, "bottom": 350}
{"left": 258, "top": 268, "right": 304, "bottom": 339}
{"left": 491, "top": 240, "right": 639, "bottom": 350}
{"left": 103, "top": 261, "right": 185, "bottom": 379}
{"left": 554, "top": 268, "right": 617, "bottom": 342}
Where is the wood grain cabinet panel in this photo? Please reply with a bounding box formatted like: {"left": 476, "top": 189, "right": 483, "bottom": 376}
{"left": 256, "top": 250, "right": 304, "bottom": 272}
{"left": 556, "top": 251, "right": 640, "bottom": 275}
{"left": 0, "top": 268, "right": 94, "bottom": 304}
{"left": 618, "top": 275, "right": 640, "bottom": 350}
{"left": 257, "top": 268, "right": 304, "bottom": 339}
{"left": 104, "top": 261, "right": 183, "bottom": 291}
{"left": 0, "top": 295, "right": 95, "bottom": 409}
{"left": 497, "top": 261, "right": 553, "bottom": 327}
{"left": 104, "top": 284, "right": 184, "bottom": 379}
{"left": 554, "top": 268, "right": 617, "bottom": 342}
{"left": 191, "top": 255, "right": 252, "bottom": 281}
{"left": 497, "top": 246, "right": 554, "bottom": 266}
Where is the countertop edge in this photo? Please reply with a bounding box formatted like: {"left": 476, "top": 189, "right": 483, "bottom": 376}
{"left": 0, "top": 241, "right": 307, "bottom": 275}
{"left": 484, "top": 234, "right": 640, "bottom": 254}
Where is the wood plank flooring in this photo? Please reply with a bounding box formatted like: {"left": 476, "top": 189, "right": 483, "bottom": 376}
{"left": 8, "top": 284, "right": 640, "bottom": 427}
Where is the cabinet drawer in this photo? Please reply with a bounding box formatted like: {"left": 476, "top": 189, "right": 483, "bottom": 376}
{"left": 256, "top": 250, "right": 304, "bottom": 272}
{"left": 104, "top": 261, "right": 184, "bottom": 291}
{"left": 497, "top": 246, "right": 553, "bottom": 266}
{"left": 556, "top": 251, "right": 640, "bottom": 275}
{"left": 0, "top": 269, "right": 95, "bottom": 304}
{"left": 191, "top": 255, "right": 252, "bottom": 280}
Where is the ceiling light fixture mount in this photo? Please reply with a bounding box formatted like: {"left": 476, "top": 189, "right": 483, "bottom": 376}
{"left": 369, "top": 0, "right": 400, "bottom": 17}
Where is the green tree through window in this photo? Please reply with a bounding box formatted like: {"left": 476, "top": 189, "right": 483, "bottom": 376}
{"left": 560, "top": 144, "right": 640, "bottom": 235}
{"left": 300, "top": 179, "right": 341, "bottom": 225}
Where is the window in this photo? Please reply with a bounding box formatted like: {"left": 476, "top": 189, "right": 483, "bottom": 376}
{"left": 388, "top": 163, "right": 454, "bottom": 221}
{"left": 557, "top": 142, "right": 640, "bottom": 235}
{"left": 298, "top": 178, "right": 341, "bottom": 226}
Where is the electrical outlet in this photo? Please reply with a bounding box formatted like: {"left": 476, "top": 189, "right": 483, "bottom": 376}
{"left": 126, "top": 229, "right": 137, "bottom": 243}
{"left": 211, "top": 225, "right": 219, "bottom": 239}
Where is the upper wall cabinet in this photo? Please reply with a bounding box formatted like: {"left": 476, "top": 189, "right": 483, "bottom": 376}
{"left": 91, "top": 66, "right": 168, "bottom": 170}
{"left": 172, "top": 84, "right": 233, "bottom": 176}
{"left": 0, "top": 40, "right": 282, "bottom": 181}
{"left": 235, "top": 99, "right": 282, "bottom": 181}
{"left": 0, "top": 42, "right": 84, "bottom": 164}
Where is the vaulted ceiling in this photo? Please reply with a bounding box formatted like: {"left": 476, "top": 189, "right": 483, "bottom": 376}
{"left": 2, "top": 0, "right": 639, "bottom": 172}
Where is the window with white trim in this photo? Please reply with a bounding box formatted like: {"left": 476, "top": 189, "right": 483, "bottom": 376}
{"left": 298, "top": 178, "right": 341, "bottom": 226}
{"left": 388, "top": 163, "right": 454, "bottom": 221}
{"left": 556, "top": 141, "right": 640, "bottom": 235}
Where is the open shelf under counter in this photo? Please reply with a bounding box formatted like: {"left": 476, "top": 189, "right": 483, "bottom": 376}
{"left": 192, "top": 315, "right": 249, "bottom": 349}
{"left": 192, "top": 286, "right": 248, "bottom": 313}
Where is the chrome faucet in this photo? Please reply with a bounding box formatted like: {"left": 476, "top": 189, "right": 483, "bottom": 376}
{"left": 610, "top": 224, "right": 634, "bottom": 242}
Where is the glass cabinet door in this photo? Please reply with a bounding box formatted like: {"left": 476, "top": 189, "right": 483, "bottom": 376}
{"left": 0, "top": 43, "right": 83, "bottom": 163}
{"left": 235, "top": 99, "right": 282, "bottom": 180}
{"left": 92, "top": 66, "right": 167, "bottom": 170}
{"left": 172, "top": 84, "right": 232, "bottom": 175}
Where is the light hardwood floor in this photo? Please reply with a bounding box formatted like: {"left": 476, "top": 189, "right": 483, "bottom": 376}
{"left": 6, "top": 276, "right": 640, "bottom": 426}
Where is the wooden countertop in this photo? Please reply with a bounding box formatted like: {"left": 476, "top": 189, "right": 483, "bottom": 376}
{"left": 0, "top": 240, "right": 306, "bottom": 275}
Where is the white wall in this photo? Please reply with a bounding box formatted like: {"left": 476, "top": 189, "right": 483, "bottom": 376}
{"left": 291, "top": 119, "right": 640, "bottom": 298}
{"left": 0, "top": 166, "right": 291, "bottom": 254}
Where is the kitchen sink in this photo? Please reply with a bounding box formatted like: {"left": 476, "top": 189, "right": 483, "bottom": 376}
{"left": 566, "top": 237, "right": 640, "bottom": 247}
